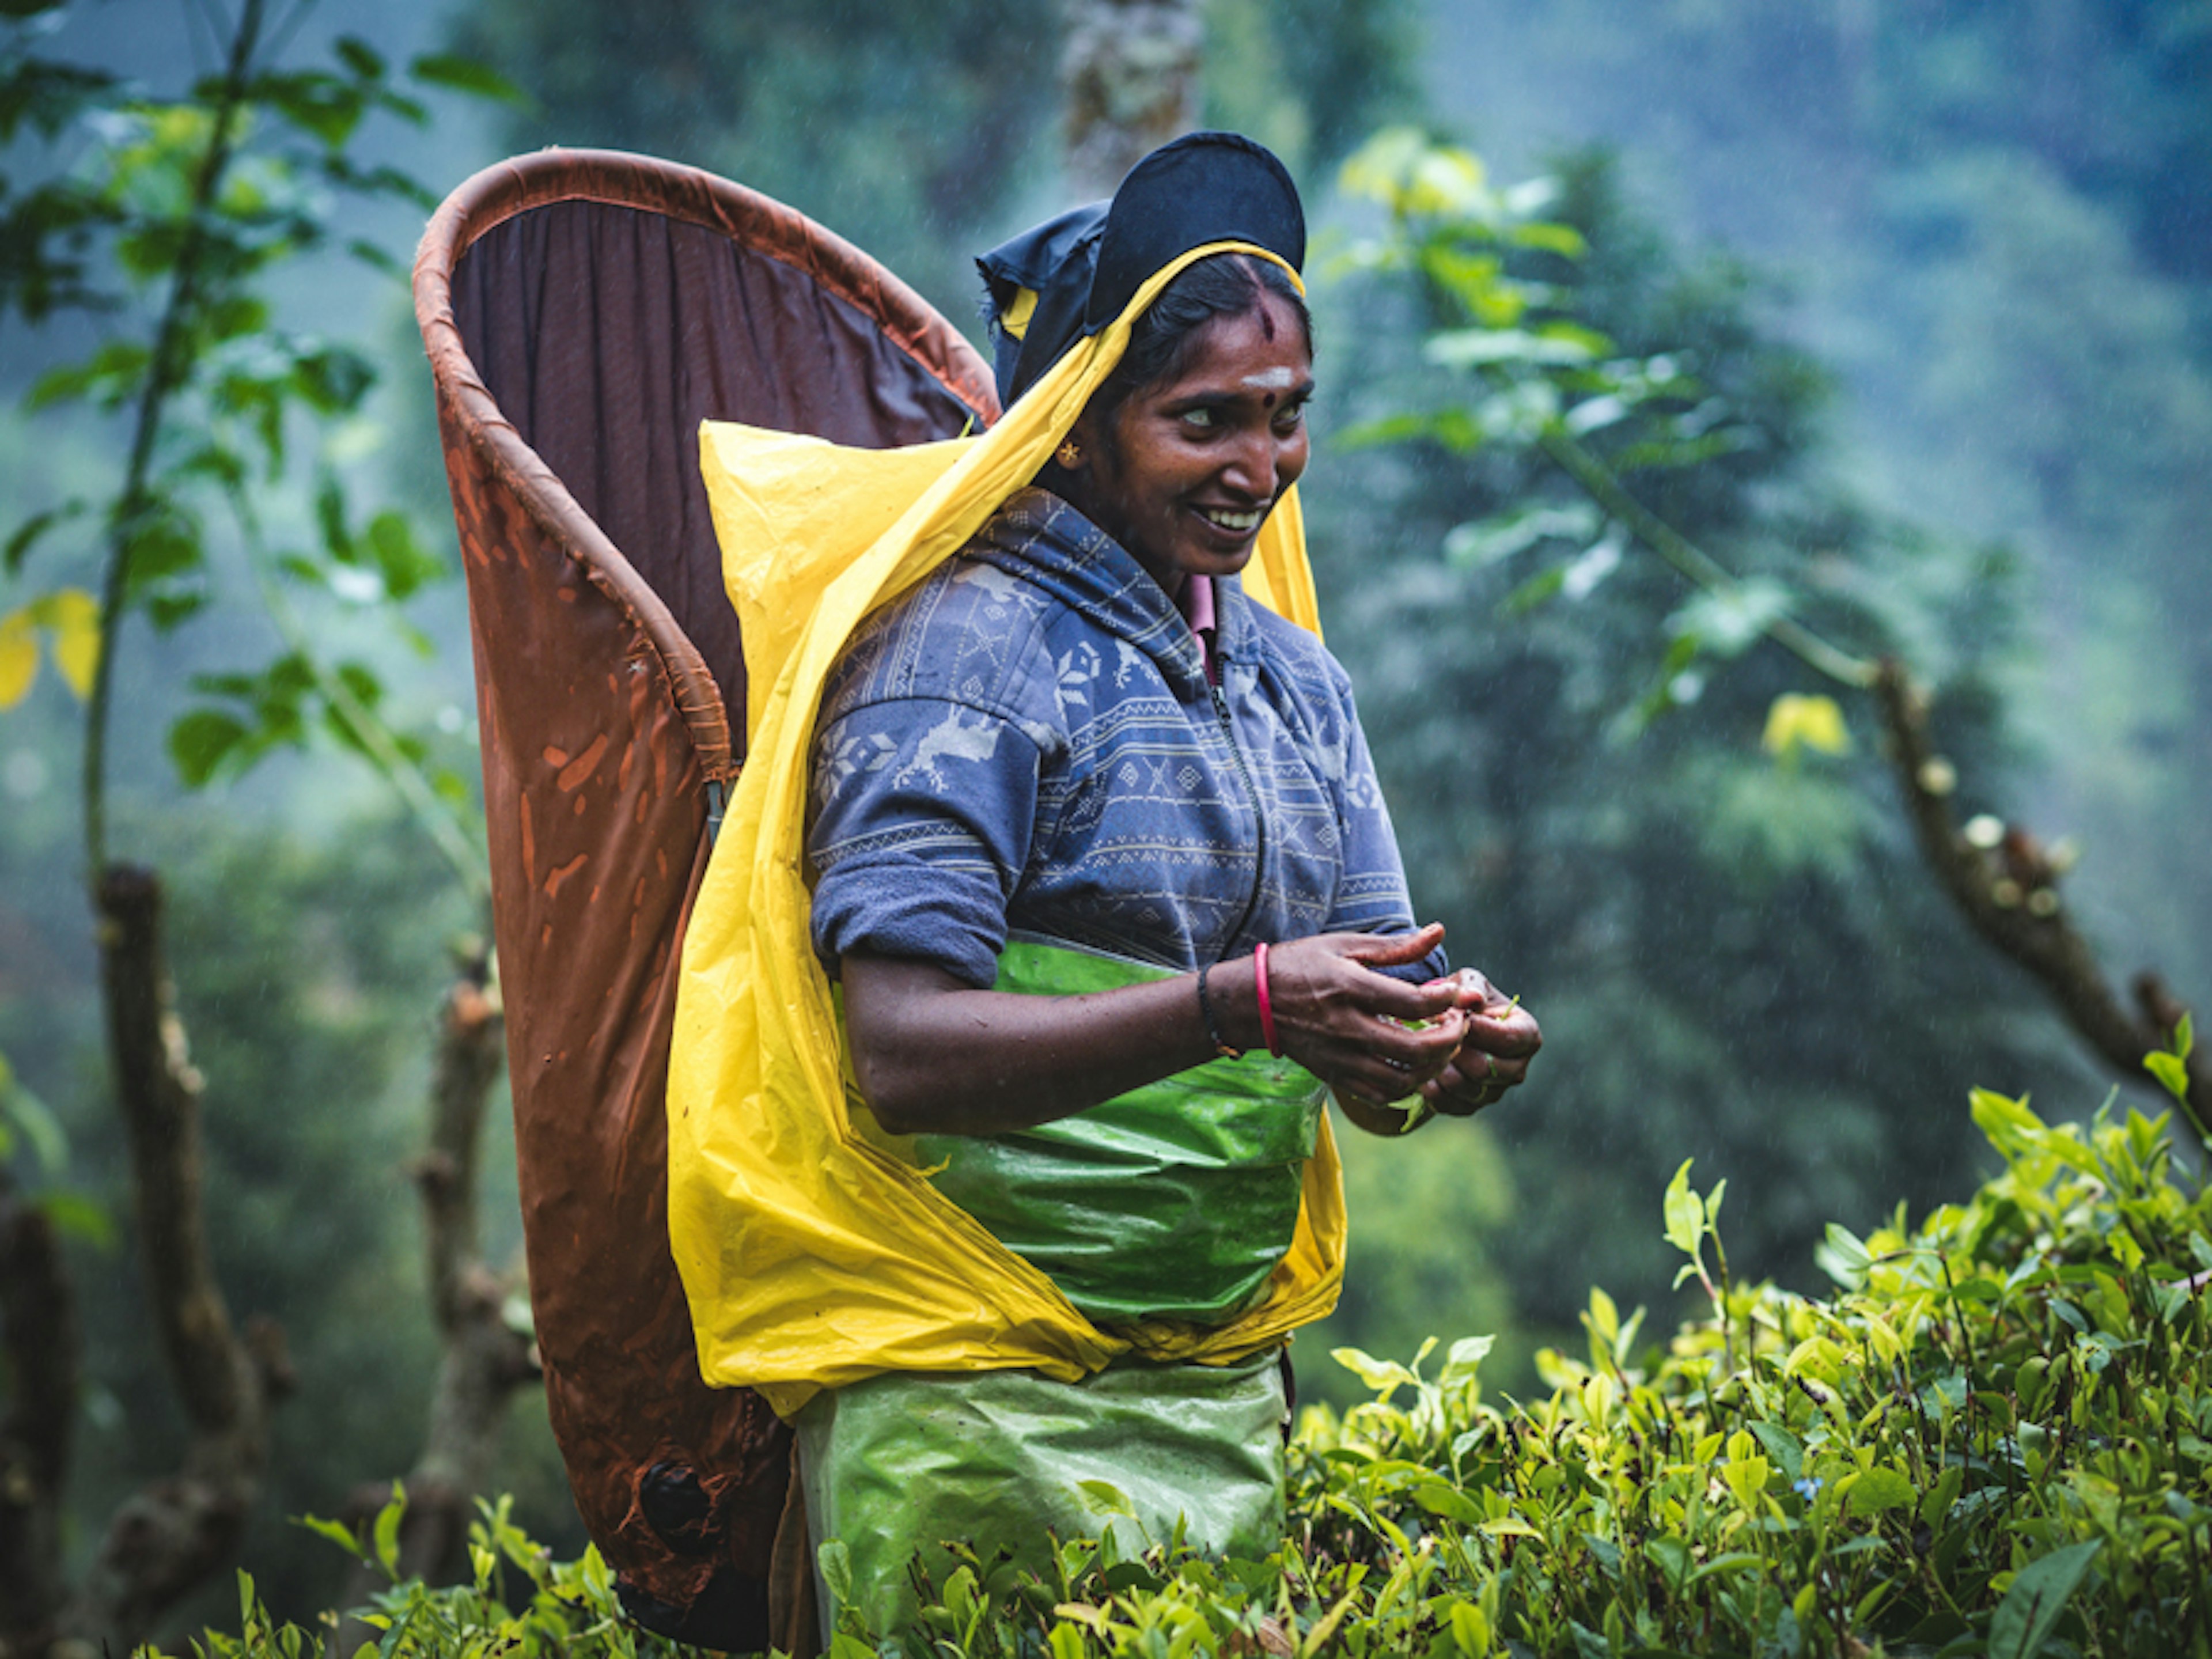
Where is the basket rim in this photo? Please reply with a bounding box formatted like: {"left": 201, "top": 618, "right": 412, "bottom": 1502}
{"left": 410, "top": 146, "right": 1002, "bottom": 783}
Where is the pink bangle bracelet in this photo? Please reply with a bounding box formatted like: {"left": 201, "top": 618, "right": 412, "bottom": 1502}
{"left": 1255, "top": 941, "right": 1281, "bottom": 1057}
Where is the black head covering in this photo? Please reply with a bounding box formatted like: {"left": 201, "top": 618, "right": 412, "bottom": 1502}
{"left": 976, "top": 131, "right": 1306, "bottom": 408}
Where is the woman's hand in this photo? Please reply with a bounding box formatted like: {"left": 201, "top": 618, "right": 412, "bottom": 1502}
{"left": 838, "top": 927, "right": 1530, "bottom": 1141}
{"left": 1416, "top": 968, "right": 1542, "bottom": 1119}
{"left": 1250, "top": 925, "right": 1469, "bottom": 1117}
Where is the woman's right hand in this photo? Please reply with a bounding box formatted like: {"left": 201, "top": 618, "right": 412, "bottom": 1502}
{"left": 1241, "top": 924, "right": 1467, "bottom": 1111}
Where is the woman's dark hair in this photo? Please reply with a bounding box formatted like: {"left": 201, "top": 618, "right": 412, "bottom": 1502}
{"left": 1093, "top": 253, "right": 1313, "bottom": 422}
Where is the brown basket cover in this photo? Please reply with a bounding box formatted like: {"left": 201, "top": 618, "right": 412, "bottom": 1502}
{"left": 412, "top": 149, "right": 999, "bottom": 1650}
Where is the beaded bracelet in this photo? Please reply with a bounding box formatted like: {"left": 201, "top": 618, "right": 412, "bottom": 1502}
{"left": 1195, "top": 963, "right": 1243, "bottom": 1059}
{"left": 1254, "top": 941, "right": 1282, "bottom": 1057}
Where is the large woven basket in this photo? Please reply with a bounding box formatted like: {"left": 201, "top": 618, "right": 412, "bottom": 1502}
{"left": 412, "top": 148, "right": 999, "bottom": 1651}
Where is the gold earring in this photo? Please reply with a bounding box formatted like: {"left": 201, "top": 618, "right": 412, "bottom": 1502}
{"left": 1055, "top": 438, "right": 1082, "bottom": 469}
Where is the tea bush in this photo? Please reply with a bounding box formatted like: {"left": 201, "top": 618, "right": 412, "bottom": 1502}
{"left": 185, "top": 1052, "right": 2210, "bottom": 1659}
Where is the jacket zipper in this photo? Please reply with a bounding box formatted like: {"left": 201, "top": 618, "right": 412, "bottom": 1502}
{"left": 1210, "top": 678, "right": 1268, "bottom": 955}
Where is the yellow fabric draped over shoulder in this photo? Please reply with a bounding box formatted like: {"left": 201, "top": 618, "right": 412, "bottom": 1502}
{"left": 668, "top": 242, "right": 1342, "bottom": 1420}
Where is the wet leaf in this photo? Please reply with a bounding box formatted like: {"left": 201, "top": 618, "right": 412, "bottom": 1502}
{"left": 371, "top": 1483, "right": 406, "bottom": 1580}
{"left": 1763, "top": 692, "right": 1851, "bottom": 760}
{"left": 408, "top": 53, "right": 530, "bottom": 106}
{"left": 1074, "top": 1480, "right": 1135, "bottom": 1518}
{"left": 168, "top": 707, "right": 249, "bottom": 787}
{"left": 0, "top": 609, "right": 36, "bottom": 707}
{"left": 1662, "top": 1160, "right": 1702, "bottom": 1255}
{"left": 1988, "top": 1540, "right": 2100, "bottom": 1659}
{"left": 1843, "top": 1465, "right": 1914, "bottom": 1516}
{"left": 1442, "top": 502, "right": 1599, "bottom": 569}
{"left": 29, "top": 586, "right": 99, "bottom": 696}
{"left": 5, "top": 500, "right": 86, "bottom": 574}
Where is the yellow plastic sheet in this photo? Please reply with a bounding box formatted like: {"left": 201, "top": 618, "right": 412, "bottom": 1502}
{"left": 668, "top": 243, "right": 1342, "bottom": 1419}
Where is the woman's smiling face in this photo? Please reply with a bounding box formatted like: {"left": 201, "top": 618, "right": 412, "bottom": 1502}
{"left": 1069, "top": 291, "right": 1314, "bottom": 596}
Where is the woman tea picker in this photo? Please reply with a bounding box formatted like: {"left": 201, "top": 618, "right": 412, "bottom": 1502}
{"left": 668, "top": 132, "right": 1541, "bottom": 1642}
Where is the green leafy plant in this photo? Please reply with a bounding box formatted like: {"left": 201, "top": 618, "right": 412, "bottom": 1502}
{"left": 1, "top": 0, "right": 518, "bottom": 887}
{"left": 166, "top": 1069, "right": 2212, "bottom": 1658}
{"left": 181, "top": 1493, "right": 707, "bottom": 1659}
{"left": 873, "top": 1081, "right": 2210, "bottom": 1657}
{"left": 1332, "top": 125, "right": 1876, "bottom": 729}
{"left": 0, "top": 4, "right": 522, "bottom": 1643}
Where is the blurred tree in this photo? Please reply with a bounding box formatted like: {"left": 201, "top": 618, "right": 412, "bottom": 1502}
{"left": 1446, "top": 0, "right": 2212, "bottom": 281}
{"left": 450, "top": 0, "right": 1059, "bottom": 317}
{"left": 452, "top": 0, "right": 1422, "bottom": 318}
{"left": 1302, "top": 135, "right": 2092, "bottom": 1347}
{"left": 0, "top": 0, "right": 524, "bottom": 1644}
{"left": 57, "top": 812, "right": 504, "bottom": 1632}
{"left": 1421, "top": 0, "right": 2212, "bottom": 1017}
{"left": 1201, "top": 0, "right": 1419, "bottom": 176}
{"left": 1062, "top": 0, "right": 1202, "bottom": 199}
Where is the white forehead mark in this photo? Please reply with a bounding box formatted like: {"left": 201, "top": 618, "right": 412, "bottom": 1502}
{"left": 1241, "top": 366, "right": 1297, "bottom": 392}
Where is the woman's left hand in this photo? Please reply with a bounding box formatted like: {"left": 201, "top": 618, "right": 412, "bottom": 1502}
{"left": 1418, "top": 968, "right": 1541, "bottom": 1118}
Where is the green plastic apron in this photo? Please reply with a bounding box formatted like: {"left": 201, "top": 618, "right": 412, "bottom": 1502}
{"left": 801, "top": 938, "right": 1329, "bottom": 1640}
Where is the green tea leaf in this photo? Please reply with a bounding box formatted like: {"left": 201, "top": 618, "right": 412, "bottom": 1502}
{"left": 1441, "top": 1334, "right": 1495, "bottom": 1388}
{"left": 1821, "top": 1222, "right": 1872, "bottom": 1288}
{"left": 1413, "top": 1480, "right": 1484, "bottom": 1525}
{"left": 1333, "top": 1346, "right": 1419, "bottom": 1396}
{"left": 1843, "top": 1465, "right": 1914, "bottom": 1516}
{"left": 1988, "top": 1540, "right": 2101, "bottom": 1659}
{"left": 294, "top": 1513, "right": 366, "bottom": 1559}
{"left": 1748, "top": 1422, "right": 1802, "bottom": 1485}
{"left": 816, "top": 1537, "right": 853, "bottom": 1603}
{"left": 371, "top": 1483, "right": 406, "bottom": 1580}
{"left": 2145, "top": 1050, "right": 2189, "bottom": 1101}
{"left": 1074, "top": 1479, "right": 1135, "bottom": 1518}
{"left": 1662, "top": 1159, "right": 1703, "bottom": 1255}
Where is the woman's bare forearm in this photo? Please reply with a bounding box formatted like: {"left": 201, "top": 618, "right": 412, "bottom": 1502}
{"left": 839, "top": 952, "right": 1241, "bottom": 1136}
{"left": 840, "top": 928, "right": 1475, "bottom": 1138}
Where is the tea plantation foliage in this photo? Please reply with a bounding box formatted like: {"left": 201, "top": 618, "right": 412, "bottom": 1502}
{"left": 196, "top": 1069, "right": 2210, "bottom": 1659}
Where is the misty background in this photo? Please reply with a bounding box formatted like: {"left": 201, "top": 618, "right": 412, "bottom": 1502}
{"left": 2, "top": 0, "right": 2205, "bottom": 1633}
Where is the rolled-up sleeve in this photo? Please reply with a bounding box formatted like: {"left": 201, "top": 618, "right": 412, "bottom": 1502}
{"left": 808, "top": 695, "right": 1050, "bottom": 988}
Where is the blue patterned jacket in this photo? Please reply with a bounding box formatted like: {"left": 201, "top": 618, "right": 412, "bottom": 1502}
{"left": 807, "top": 488, "right": 1441, "bottom": 986}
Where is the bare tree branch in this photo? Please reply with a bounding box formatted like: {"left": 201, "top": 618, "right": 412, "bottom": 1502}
{"left": 343, "top": 949, "right": 536, "bottom": 1595}
{"left": 1874, "top": 661, "right": 2212, "bottom": 1152}
{"left": 1534, "top": 425, "right": 2211, "bottom": 1151}
{"left": 60, "top": 866, "right": 287, "bottom": 1650}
